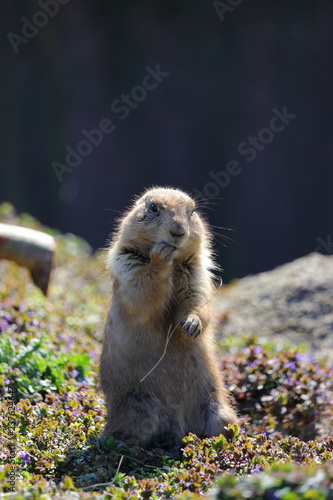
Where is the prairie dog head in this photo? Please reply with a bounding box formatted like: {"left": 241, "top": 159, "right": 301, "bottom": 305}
{"left": 112, "top": 187, "right": 210, "bottom": 261}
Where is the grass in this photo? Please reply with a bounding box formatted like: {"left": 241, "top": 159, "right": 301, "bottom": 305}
{"left": 0, "top": 202, "right": 332, "bottom": 499}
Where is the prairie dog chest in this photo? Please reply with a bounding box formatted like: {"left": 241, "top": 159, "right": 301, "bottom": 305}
{"left": 171, "top": 262, "right": 193, "bottom": 296}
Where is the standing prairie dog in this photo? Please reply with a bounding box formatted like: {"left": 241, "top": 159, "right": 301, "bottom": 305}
{"left": 100, "top": 187, "right": 238, "bottom": 448}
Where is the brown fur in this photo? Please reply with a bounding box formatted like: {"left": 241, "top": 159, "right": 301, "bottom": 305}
{"left": 100, "top": 187, "right": 238, "bottom": 448}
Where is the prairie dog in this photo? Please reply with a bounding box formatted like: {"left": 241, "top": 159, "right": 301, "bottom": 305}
{"left": 100, "top": 187, "right": 238, "bottom": 448}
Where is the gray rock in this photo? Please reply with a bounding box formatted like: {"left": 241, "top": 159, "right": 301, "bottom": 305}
{"left": 215, "top": 253, "right": 333, "bottom": 364}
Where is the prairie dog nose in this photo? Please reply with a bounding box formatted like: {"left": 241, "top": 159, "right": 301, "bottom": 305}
{"left": 170, "top": 222, "right": 185, "bottom": 238}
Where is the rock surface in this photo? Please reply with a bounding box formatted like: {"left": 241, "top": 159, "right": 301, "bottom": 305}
{"left": 215, "top": 253, "right": 333, "bottom": 365}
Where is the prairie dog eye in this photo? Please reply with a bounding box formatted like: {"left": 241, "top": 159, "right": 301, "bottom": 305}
{"left": 149, "top": 203, "right": 159, "bottom": 214}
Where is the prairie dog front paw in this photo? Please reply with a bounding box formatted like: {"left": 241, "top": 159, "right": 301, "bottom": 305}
{"left": 181, "top": 314, "right": 202, "bottom": 338}
{"left": 150, "top": 242, "right": 177, "bottom": 264}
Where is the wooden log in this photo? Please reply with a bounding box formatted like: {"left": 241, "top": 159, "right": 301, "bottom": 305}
{"left": 0, "top": 223, "right": 56, "bottom": 295}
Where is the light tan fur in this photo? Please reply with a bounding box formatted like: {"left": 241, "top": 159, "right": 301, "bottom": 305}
{"left": 100, "top": 187, "right": 238, "bottom": 448}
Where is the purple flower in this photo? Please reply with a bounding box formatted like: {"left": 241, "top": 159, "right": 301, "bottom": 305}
{"left": 251, "top": 466, "right": 260, "bottom": 474}
{"left": 19, "top": 452, "right": 30, "bottom": 464}
{"left": 71, "top": 369, "right": 80, "bottom": 378}
{"left": 295, "top": 353, "right": 311, "bottom": 363}
{"left": 0, "top": 320, "right": 10, "bottom": 331}
{"left": 266, "top": 492, "right": 279, "bottom": 500}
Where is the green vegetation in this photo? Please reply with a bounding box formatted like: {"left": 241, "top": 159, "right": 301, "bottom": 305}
{"left": 0, "top": 203, "right": 332, "bottom": 499}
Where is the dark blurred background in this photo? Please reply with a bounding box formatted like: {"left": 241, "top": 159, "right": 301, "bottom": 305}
{"left": 1, "top": 1, "right": 332, "bottom": 282}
